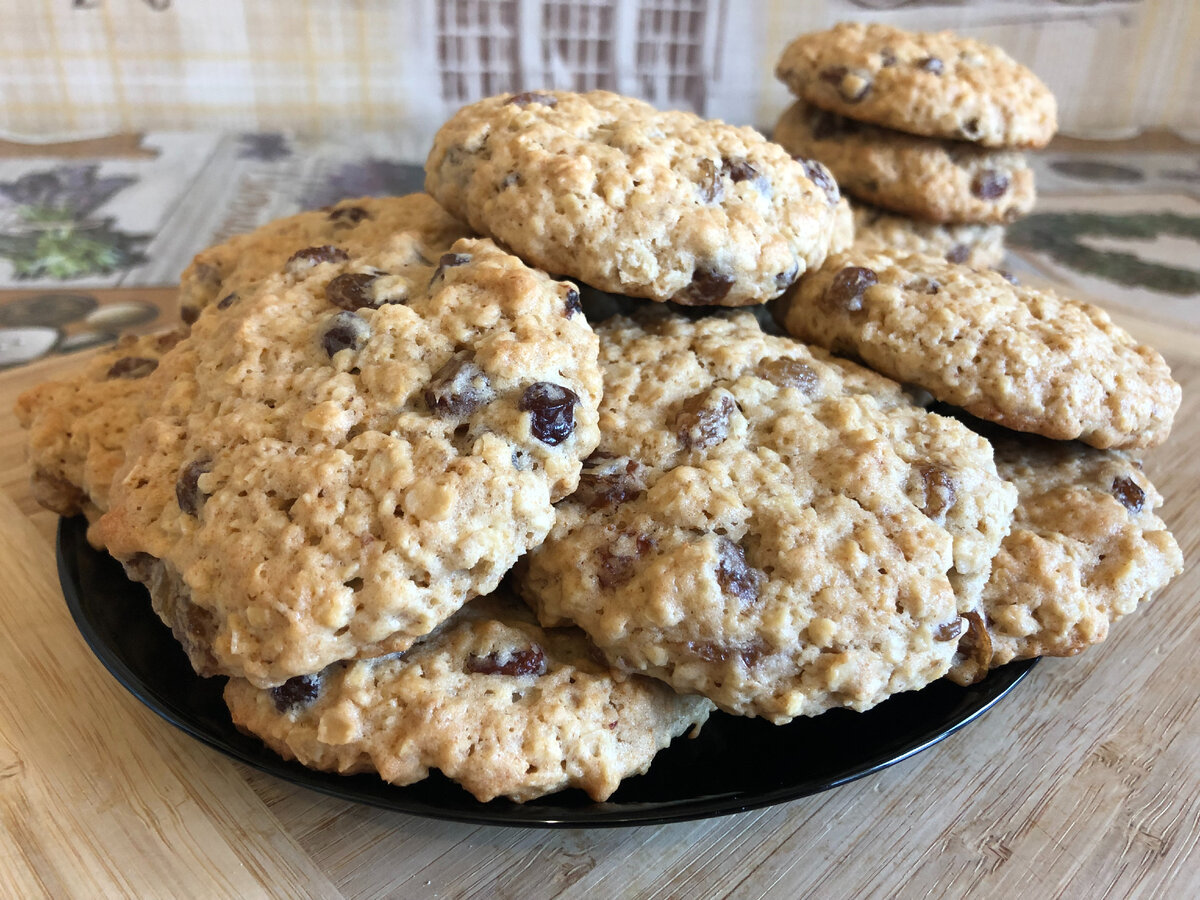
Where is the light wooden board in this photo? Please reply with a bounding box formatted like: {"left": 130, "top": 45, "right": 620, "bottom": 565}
{"left": 1, "top": 310, "right": 1197, "bottom": 899}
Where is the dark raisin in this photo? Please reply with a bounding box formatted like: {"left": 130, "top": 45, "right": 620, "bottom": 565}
{"left": 327, "top": 272, "right": 380, "bottom": 311}
{"left": 681, "top": 267, "right": 735, "bottom": 305}
{"left": 918, "top": 464, "right": 957, "bottom": 519}
{"left": 798, "top": 157, "right": 838, "bottom": 205}
{"left": 879, "top": 47, "right": 897, "bottom": 67}
{"left": 595, "top": 533, "right": 654, "bottom": 589}
{"left": 995, "top": 269, "right": 1019, "bottom": 285}
{"left": 716, "top": 538, "right": 763, "bottom": 603}
{"left": 722, "top": 158, "right": 762, "bottom": 185}
{"left": 685, "top": 639, "right": 765, "bottom": 667}
{"left": 756, "top": 357, "right": 819, "bottom": 395}
{"left": 466, "top": 645, "right": 547, "bottom": 676}
{"left": 106, "top": 356, "right": 158, "bottom": 379}
{"left": 270, "top": 673, "right": 321, "bottom": 711}
{"left": 430, "top": 252, "right": 471, "bottom": 286}
{"left": 809, "top": 108, "right": 844, "bottom": 141}
{"left": 519, "top": 382, "right": 578, "bottom": 445}
{"left": 286, "top": 245, "right": 349, "bottom": 271}
{"left": 697, "top": 158, "right": 723, "bottom": 203}
{"left": 825, "top": 266, "right": 878, "bottom": 312}
{"left": 1112, "top": 476, "right": 1145, "bottom": 513}
{"left": 564, "top": 286, "right": 582, "bottom": 317}
{"left": 321, "top": 311, "right": 370, "bottom": 358}
{"left": 181, "top": 305, "right": 199, "bottom": 326}
{"left": 904, "top": 275, "right": 940, "bottom": 295}
{"left": 971, "top": 170, "right": 1010, "bottom": 200}
{"left": 775, "top": 261, "right": 800, "bottom": 291}
{"left": 328, "top": 205, "right": 369, "bottom": 225}
{"left": 216, "top": 292, "right": 238, "bottom": 310}
{"left": 176, "top": 457, "right": 212, "bottom": 517}
{"left": 936, "top": 617, "right": 967, "bottom": 642}
{"left": 574, "top": 454, "right": 646, "bottom": 508}
{"left": 507, "top": 91, "right": 558, "bottom": 107}
{"left": 424, "top": 351, "right": 495, "bottom": 417}
{"left": 917, "top": 56, "right": 944, "bottom": 75}
{"left": 946, "top": 244, "right": 970, "bottom": 264}
{"left": 675, "top": 389, "right": 736, "bottom": 450}
{"left": 960, "top": 118, "right": 982, "bottom": 140}
{"left": 956, "top": 611, "right": 992, "bottom": 672}
{"left": 819, "top": 65, "right": 872, "bottom": 102}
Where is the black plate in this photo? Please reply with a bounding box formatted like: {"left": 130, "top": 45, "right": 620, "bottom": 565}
{"left": 57, "top": 515, "right": 1036, "bottom": 828}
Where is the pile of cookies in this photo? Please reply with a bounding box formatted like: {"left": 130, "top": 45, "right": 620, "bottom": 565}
{"left": 16, "top": 24, "right": 1183, "bottom": 806}
{"left": 773, "top": 22, "right": 1056, "bottom": 268}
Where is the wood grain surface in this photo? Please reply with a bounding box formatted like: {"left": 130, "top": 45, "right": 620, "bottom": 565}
{"left": 1, "top": 305, "right": 1197, "bottom": 899}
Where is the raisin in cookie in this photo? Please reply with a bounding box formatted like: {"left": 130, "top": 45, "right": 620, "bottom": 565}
{"left": 179, "top": 194, "right": 470, "bottom": 325}
{"left": 852, "top": 202, "right": 1005, "bottom": 269}
{"left": 773, "top": 100, "right": 1035, "bottom": 225}
{"left": 776, "top": 23, "right": 1057, "bottom": 149}
{"left": 782, "top": 250, "right": 1181, "bottom": 450}
{"left": 97, "top": 236, "right": 602, "bottom": 688}
{"left": 949, "top": 433, "right": 1182, "bottom": 684}
{"left": 517, "top": 312, "right": 1015, "bottom": 723}
{"left": 425, "top": 90, "right": 840, "bottom": 307}
{"left": 15, "top": 329, "right": 185, "bottom": 526}
{"left": 224, "top": 591, "right": 713, "bottom": 803}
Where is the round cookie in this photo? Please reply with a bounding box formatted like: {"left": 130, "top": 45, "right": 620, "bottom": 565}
{"left": 224, "top": 592, "right": 714, "bottom": 803}
{"left": 782, "top": 250, "right": 1181, "bottom": 450}
{"left": 425, "top": 90, "right": 841, "bottom": 307}
{"left": 179, "top": 194, "right": 470, "bottom": 325}
{"left": 851, "top": 202, "right": 1005, "bottom": 269}
{"left": 97, "top": 236, "right": 603, "bottom": 688}
{"left": 948, "top": 432, "right": 1182, "bottom": 684}
{"left": 773, "top": 100, "right": 1035, "bottom": 225}
{"left": 15, "top": 328, "right": 185, "bottom": 526}
{"left": 775, "top": 22, "right": 1057, "bottom": 149}
{"left": 517, "top": 312, "right": 1016, "bottom": 723}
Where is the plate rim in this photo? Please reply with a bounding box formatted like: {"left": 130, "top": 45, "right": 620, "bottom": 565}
{"left": 56, "top": 515, "right": 1037, "bottom": 829}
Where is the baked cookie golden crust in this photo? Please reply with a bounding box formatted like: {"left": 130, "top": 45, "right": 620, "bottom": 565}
{"left": 775, "top": 22, "right": 1057, "bottom": 149}
{"left": 224, "top": 592, "right": 713, "bottom": 803}
{"left": 773, "top": 100, "right": 1035, "bottom": 225}
{"left": 949, "top": 433, "right": 1182, "bottom": 684}
{"left": 178, "top": 194, "right": 470, "bottom": 325}
{"left": 425, "top": 90, "right": 840, "bottom": 307}
{"left": 517, "top": 312, "right": 1015, "bottom": 723}
{"left": 14, "top": 329, "right": 185, "bottom": 527}
{"left": 782, "top": 250, "right": 1181, "bottom": 450}
{"left": 851, "top": 202, "right": 1005, "bottom": 269}
{"left": 97, "top": 236, "right": 602, "bottom": 688}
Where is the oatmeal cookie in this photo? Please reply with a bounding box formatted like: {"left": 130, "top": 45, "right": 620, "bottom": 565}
{"left": 178, "top": 194, "right": 470, "bottom": 325}
{"left": 98, "top": 236, "right": 602, "bottom": 687}
{"left": 425, "top": 90, "right": 840, "bottom": 306}
{"left": 851, "top": 202, "right": 1005, "bottom": 269}
{"left": 517, "top": 312, "right": 1015, "bottom": 722}
{"left": 773, "top": 100, "right": 1035, "bottom": 225}
{"left": 775, "top": 22, "right": 1057, "bottom": 149}
{"left": 224, "top": 592, "right": 713, "bottom": 803}
{"left": 782, "top": 250, "right": 1180, "bottom": 449}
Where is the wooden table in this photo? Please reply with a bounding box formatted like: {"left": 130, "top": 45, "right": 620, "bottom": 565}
{"left": 1, "top": 300, "right": 1197, "bottom": 899}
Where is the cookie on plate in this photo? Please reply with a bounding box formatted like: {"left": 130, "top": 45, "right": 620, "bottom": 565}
{"left": 782, "top": 250, "right": 1181, "bottom": 449}
{"left": 15, "top": 328, "right": 185, "bottom": 527}
{"left": 179, "top": 194, "right": 470, "bottom": 325}
{"left": 851, "top": 202, "right": 1005, "bottom": 269}
{"left": 225, "top": 591, "right": 714, "bottom": 803}
{"left": 425, "top": 90, "right": 841, "bottom": 307}
{"left": 773, "top": 100, "right": 1035, "bottom": 224}
{"left": 775, "top": 22, "right": 1057, "bottom": 149}
{"left": 949, "top": 433, "right": 1182, "bottom": 683}
{"left": 517, "top": 312, "right": 1015, "bottom": 723}
{"left": 97, "top": 236, "right": 603, "bottom": 688}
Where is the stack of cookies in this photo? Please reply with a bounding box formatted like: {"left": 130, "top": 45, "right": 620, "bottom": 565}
{"left": 773, "top": 22, "right": 1056, "bottom": 268}
{"left": 14, "top": 33, "right": 1184, "bottom": 806}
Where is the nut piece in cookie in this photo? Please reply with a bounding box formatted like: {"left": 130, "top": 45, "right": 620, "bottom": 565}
{"left": 517, "top": 312, "right": 1016, "bottom": 723}
{"left": 425, "top": 90, "right": 840, "bottom": 307}
{"left": 775, "top": 22, "right": 1057, "bottom": 149}
{"left": 97, "top": 236, "right": 603, "bottom": 688}
{"left": 224, "top": 593, "right": 714, "bottom": 803}
{"left": 782, "top": 249, "right": 1181, "bottom": 450}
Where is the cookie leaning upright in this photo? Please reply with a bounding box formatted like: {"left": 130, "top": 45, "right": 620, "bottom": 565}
{"left": 775, "top": 22, "right": 1057, "bottom": 149}
{"left": 782, "top": 249, "right": 1181, "bottom": 449}
{"left": 97, "top": 235, "right": 602, "bottom": 688}
{"left": 425, "top": 90, "right": 841, "bottom": 306}
{"left": 517, "top": 312, "right": 1015, "bottom": 723}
